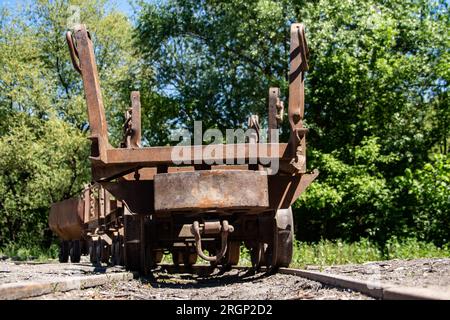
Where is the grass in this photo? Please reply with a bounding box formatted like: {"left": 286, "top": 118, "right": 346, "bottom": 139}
{"left": 0, "top": 243, "right": 59, "bottom": 261}
{"left": 239, "top": 237, "right": 450, "bottom": 268}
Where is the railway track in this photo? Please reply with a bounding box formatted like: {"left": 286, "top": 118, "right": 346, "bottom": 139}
{"left": 1, "top": 262, "right": 449, "bottom": 300}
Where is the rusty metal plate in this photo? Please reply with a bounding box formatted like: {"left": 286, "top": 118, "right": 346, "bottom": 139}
{"left": 48, "top": 197, "right": 84, "bottom": 240}
{"left": 154, "top": 170, "right": 269, "bottom": 212}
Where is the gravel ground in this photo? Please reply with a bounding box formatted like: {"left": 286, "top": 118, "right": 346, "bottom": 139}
{"left": 0, "top": 257, "right": 370, "bottom": 300}
{"left": 0, "top": 257, "right": 125, "bottom": 285}
{"left": 2, "top": 257, "right": 449, "bottom": 300}
{"left": 315, "top": 258, "right": 450, "bottom": 292}
{"left": 29, "top": 268, "right": 371, "bottom": 300}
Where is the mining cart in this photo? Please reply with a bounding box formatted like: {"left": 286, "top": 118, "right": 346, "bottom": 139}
{"left": 49, "top": 23, "right": 318, "bottom": 272}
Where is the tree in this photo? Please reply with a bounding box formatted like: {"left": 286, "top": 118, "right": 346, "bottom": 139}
{"left": 135, "top": 0, "right": 294, "bottom": 135}
{"left": 0, "top": 116, "right": 89, "bottom": 245}
{"left": 0, "top": 0, "right": 138, "bottom": 247}
{"left": 135, "top": 0, "right": 449, "bottom": 243}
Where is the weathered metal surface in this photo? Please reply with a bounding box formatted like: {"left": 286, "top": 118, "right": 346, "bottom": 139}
{"left": 130, "top": 91, "right": 142, "bottom": 148}
{"left": 191, "top": 220, "right": 234, "bottom": 262}
{"left": 72, "top": 24, "right": 109, "bottom": 162}
{"left": 102, "top": 180, "right": 154, "bottom": 215}
{"left": 65, "top": 31, "right": 81, "bottom": 74}
{"left": 288, "top": 23, "right": 309, "bottom": 173}
{"left": 202, "top": 220, "right": 222, "bottom": 234}
{"left": 247, "top": 115, "right": 260, "bottom": 144}
{"left": 91, "top": 143, "right": 291, "bottom": 181}
{"left": 154, "top": 170, "right": 269, "bottom": 212}
{"left": 274, "top": 207, "right": 294, "bottom": 267}
{"left": 268, "top": 169, "right": 319, "bottom": 209}
{"left": 49, "top": 197, "right": 84, "bottom": 240}
{"left": 120, "top": 91, "right": 142, "bottom": 149}
{"left": 268, "top": 87, "right": 284, "bottom": 143}
{"left": 53, "top": 23, "right": 318, "bottom": 271}
{"left": 106, "top": 143, "right": 289, "bottom": 164}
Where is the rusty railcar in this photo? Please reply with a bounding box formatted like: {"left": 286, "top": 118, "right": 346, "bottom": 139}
{"left": 49, "top": 23, "right": 317, "bottom": 272}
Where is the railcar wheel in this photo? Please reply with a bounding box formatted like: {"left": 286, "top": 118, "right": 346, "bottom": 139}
{"left": 184, "top": 252, "right": 197, "bottom": 266}
{"left": 89, "top": 239, "right": 99, "bottom": 265}
{"left": 123, "top": 208, "right": 142, "bottom": 271}
{"left": 219, "top": 241, "right": 240, "bottom": 271}
{"left": 59, "top": 240, "right": 69, "bottom": 263}
{"left": 172, "top": 250, "right": 183, "bottom": 266}
{"left": 264, "top": 207, "right": 294, "bottom": 268}
{"left": 70, "top": 240, "right": 81, "bottom": 263}
{"left": 172, "top": 248, "right": 197, "bottom": 266}
{"left": 246, "top": 241, "right": 263, "bottom": 269}
{"left": 111, "top": 236, "right": 123, "bottom": 266}
{"left": 152, "top": 250, "right": 163, "bottom": 265}
{"left": 95, "top": 239, "right": 102, "bottom": 264}
{"left": 99, "top": 238, "right": 110, "bottom": 264}
{"left": 111, "top": 237, "right": 118, "bottom": 265}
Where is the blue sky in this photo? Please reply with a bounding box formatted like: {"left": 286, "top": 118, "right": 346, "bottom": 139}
{"left": 0, "top": 0, "right": 135, "bottom": 16}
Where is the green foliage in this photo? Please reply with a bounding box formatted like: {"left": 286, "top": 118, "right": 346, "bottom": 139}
{"left": 238, "top": 237, "right": 450, "bottom": 268}
{"left": 292, "top": 237, "right": 450, "bottom": 267}
{"left": 136, "top": 0, "right": 450, "bottom": 249}
{"left": 384, "top": 236, "right": 450, "bottom": 260}
{"left": 0, "top": 243, "right": 59, "bottom": 261}
{"left": 0, "top": 116, "right": 89, "bottom": 246}
{"left": 295, "top": 137, "right": 396, "bottom": 242}
{"left": 0, "top": 0, "right": 448, "bottom": 254}
{"left": 136, "top": 0, "right": 449, "bottom": 153}
{"left": 302, "top": 0, "right": 449, "bottom": 167}
{"left": 0, "top": 0, "right": 137, "bottom": 247}
{"left": 135, "top": 0, "right": 293, "bottom": 134}
{"left": 29, "top": 0, "right": 139, "bottom": 145}
{"left": 291, "top": 238, "right": 383, "bottom": 267}
{"left": 394, "top": 154, "right": 450, "bottom": 246}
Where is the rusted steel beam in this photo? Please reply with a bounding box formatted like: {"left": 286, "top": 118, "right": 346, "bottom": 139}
{"left": 268, "top": 88, "right": 279, "bottom": 133}
{"left": 93, "top": 143, "right": 296, "bottom": 181}
{"left": 288, "top": 24, "right": 308, "bottom": 131}
{"left": 83, "top": 185, "right": 90, "bottom": 224}
{"left": 121, "top": 91, "right": 142, "bottom": 149}
{"left": 268, "top": 169, "right": 318, "bottom": 209}
{"left": 102, "top": 180, "right": 154, "bottom": 215}
{"left": 268, "top": 87, "right": 283, "bottom": 143}
{"left": 130, "top": 91, "right": 142, "bottom": 148}
{"left": 105, "top": 143, "right": 290, "bottom": 165}
{"left": 92, "top": 163, "right": 142, "bottom": 181}
{"left": 72, "top": 24, "right": 109, "bottom": 161}
{"left": 288, "top": 23, "right": 309, "bottom": 173}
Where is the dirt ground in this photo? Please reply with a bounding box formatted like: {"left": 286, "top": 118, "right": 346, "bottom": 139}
{"left": 0, "top": 257, "right": 370, "bottom": 300}
{"left": 317, "top": 258, "right": 450, "bottom": 291}
{"left": 1, "top": 257, "right": 449, "bottom": 300}
{"left": 27, "top": 268, "right": 371, "bottom": 300}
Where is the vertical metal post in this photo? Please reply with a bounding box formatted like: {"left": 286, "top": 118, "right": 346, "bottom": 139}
{"left": 73, "top": 24, "right": 109, "bottom": 160}
{"left": 288, "top": 23, "right": 309, "bottom": 172}
{"left": 83, "top": 185, "right": 90, "bottom": 223}
{"left": 269, "top": 88, "right": 279, "bottom": 131}
{"left": 130, "top": 91, "right": 142, "bottom": 148}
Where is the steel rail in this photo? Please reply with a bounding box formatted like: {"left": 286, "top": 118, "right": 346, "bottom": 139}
{"left": 275, "top": 267, "right": 450, "bottom": 300}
